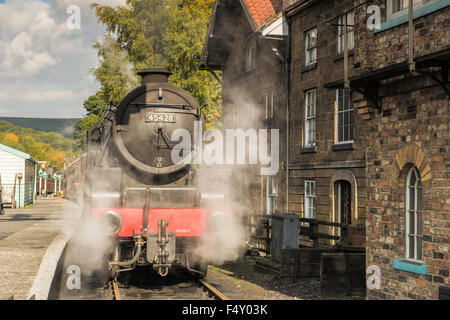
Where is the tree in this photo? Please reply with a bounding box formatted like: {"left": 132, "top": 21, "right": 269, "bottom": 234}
{"left": 74, "top": 0, "right": 221, "bottom": 148}
{"left": 0, "top": 121, "right": 79, "bottom": 171}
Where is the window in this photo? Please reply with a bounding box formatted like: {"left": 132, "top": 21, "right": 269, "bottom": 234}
{"left": 338, "top": 11, "right": 354, "bottom": 54}
{"left": 246, "top": 41, "right": 257, "bottom": 72}
{"left": 406, "top": 166, "right": 422, "bottom": 261}
{"left": 264, "top": 89, "right": 275, "bottom": 120}
{"left": 336, "top": 88, "right": 354, "bottom": 143}
{"left": 304, "top": 180, "right": 316, "bottom": 220}
{"left": 305, "top": 28, "right": 317, "bottom": 66}
{"left": 304, "top": 90, "right": 316, "bottom": 146}
{"left": 388, "top": 0, "right": 437, "bottom": 19}
{"left": 265, "top": 176, "right": 278, "bottom": 215}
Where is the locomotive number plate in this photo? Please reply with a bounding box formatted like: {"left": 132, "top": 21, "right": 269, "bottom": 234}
{"left": 145, "top": 113, "right": 176, "bottom": 123}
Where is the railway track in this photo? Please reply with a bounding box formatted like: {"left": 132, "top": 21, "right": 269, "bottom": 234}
{"left": 109, "top": 274, "right": 229, "bottom": 300}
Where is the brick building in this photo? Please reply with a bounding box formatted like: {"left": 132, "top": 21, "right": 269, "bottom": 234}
{"left": 347, "top": 0, "right": 449, "bottom": 300}
{"left": 200, "top": 0, "right": 289, "bottom": 217}
{"left": 284, "top": 0, "right": 448, "bottom": 298}
{"left": 284, "top": 0, "right": 367, "bottom": 247}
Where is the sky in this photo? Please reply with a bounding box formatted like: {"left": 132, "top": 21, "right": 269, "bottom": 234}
{"left": 0, "top": 0, "right": 126, "bottom": 118}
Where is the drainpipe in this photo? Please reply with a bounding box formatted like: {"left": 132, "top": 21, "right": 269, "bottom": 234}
{"left": 285, "top": 17, "right": 291, "bottom": 213}
{"left": 344, "top": 11, "right": 350, "bottom": 89}
{"left": 408, "top": 0, "right": 415, "bottom": 73}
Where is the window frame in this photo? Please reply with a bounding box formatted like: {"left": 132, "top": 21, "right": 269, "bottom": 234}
{"left": 304, "top": 89, "right": 316, "bottom": 147}
{"left": 405, "top": 166, "right": 423, "bottom": 263}
{"left": 265, "top": 175, "right": 278, "bottom": 215}
{"left": 304, "top": 180, "right": 316, "bottom": 221}
{"left": 305, "top": 27, "right": 318, "bottom": 66}
{"left": 337, "top": 11, "right": 355, "bottom": 54}
{"left": 387, "top": 0, "right": 438, "bottom": 20}
{"left": 335, "top": 88, "right": 354, "bottom": 144}
{"left": 264, "top": 89, "right": 275, "bottom": 120}
{"left": 245, "top": 41, "right": 257, "bottom": 72}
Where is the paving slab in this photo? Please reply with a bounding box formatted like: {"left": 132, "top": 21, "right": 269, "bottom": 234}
{"left": 0, "top": 199, "right": 81, "bottom": 300}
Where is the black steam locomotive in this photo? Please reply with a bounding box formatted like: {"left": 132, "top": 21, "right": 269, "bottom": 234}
{"left": 84, "top": 68, "right": 230, "bottom": 279}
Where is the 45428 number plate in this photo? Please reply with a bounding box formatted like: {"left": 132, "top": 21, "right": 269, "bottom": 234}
{"left": 146, "top": 113, "right": 176, "bottom": 123}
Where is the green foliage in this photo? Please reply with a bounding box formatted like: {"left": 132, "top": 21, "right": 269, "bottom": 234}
{"left": 0, "top": 121, "right": 80, "bottom": 171}
{"left": 74, "top": 0, "right": 222, "bottom": 148}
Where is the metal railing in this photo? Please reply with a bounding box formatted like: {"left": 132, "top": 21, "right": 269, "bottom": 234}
{"left": 247, "top": 214, "right": 351, "bottom": 253}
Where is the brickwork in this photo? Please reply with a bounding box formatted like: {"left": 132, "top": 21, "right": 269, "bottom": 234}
{"left": 209, "top": 2, "right": 288, "bottom": 215}
{"left": 351, "top": 2, "right": 450, "bottom": 300}
{"left": 286, "top": 0, "right": 367, "bottom": 246}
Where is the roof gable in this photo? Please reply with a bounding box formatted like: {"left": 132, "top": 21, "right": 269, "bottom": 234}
{"left": 200, "top": 0, "right": 285, "bottom": 70}
{"left": 0, "top": 143, "right": 35, "bottom": 162}
{"left": 242, "top": 0, "right": 278, "bottom": 30}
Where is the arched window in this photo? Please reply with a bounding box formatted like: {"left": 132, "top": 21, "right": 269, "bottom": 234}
{"left": 406, "top": 166, "right": 422, "bottom": 261}
{"left": 245, "top": 41, "right": 256, "bottom": 72}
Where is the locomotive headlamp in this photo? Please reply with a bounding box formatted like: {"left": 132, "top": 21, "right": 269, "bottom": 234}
{"left": 99, "top": 210, "right": 123, "bottom": 235}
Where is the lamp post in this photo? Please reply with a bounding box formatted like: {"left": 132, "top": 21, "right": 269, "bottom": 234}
{"left": 17, "top": 173, "right": 23, "bottom": 208}
{"left": 43, "top": 172, "right": 48, "bottom": 196}
{"left": 38, "top": 169, "right": 44, "bottom": 197}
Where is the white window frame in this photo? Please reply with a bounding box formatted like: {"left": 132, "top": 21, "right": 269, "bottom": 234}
{"left": 304, "top": 180, "right": 316, "bottom": 220}
{"left": 305, "top": 28, "right": 317, "bottom": 66}
{"left": 335, "top": 88, "right": 354, "bottom": 144}
{"left": 304, "top": 89, "right": 316, "bottom": 147}
{"left": 387, "top": 0, "right": 438, "bottom": 20}
{"left": 337, "top": 11, "right": 354, "bottom": 54}
{"left": 246, "top": 41, "right": 257, "bottom": 72}
{"left": 264, "top": 89, "right": 275, "bottom": 120}
{"left": 405, "top": 166, "right": 423, "bottom": 262}
{"left": 265, "top": 175, "right": 278, "bottom": 215}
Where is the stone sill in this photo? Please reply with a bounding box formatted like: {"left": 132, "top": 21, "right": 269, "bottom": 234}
{"left": 393, "top": 259, "right": 428, "bottom": 275}
{"left": 334, "top": 50, "right": 354, "bottom": 62}
{"left": 374, "top": 0, "right": 450, "bottom": 34}
{"left": 301, "top": 62, "right": 317, "bottom": 73}
{"left": 332, "top": 142, "right": 354, "bottom": 151}
{"left": 300, "top": 145, "right": 317, "bottom": 154}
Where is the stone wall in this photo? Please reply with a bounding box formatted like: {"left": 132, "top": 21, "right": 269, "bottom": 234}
{"left": 287, "top": 0, "right": 367, "bottom": 246}
{"left": 221, "top": 6, "right": 288, "bottom": 215}
{"left": 354, "top": 2, "right": 450, "bottom": 300}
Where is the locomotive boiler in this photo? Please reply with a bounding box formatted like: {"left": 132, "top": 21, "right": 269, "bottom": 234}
{"left": 84, "top": 68, "right": 230, "bottom": 279}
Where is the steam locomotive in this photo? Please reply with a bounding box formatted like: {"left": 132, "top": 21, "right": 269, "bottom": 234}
{"left": 83, "top": 68, "right": 230, "bottom": 279}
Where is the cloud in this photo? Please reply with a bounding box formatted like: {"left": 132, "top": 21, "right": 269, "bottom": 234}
{"left": 0, "top": 0, "right": 127, "bottom": 118}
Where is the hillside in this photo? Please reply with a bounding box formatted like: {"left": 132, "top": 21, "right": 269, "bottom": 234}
{"left": 0, "top": 117, "right": 80, "bottom": 138}
{"left": 0, "top": 120, "right": 80, "bottom": 171}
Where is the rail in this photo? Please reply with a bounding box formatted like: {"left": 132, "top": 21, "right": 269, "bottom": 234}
{"left": 109, "top": 278, "right": 229, "bottom": 300}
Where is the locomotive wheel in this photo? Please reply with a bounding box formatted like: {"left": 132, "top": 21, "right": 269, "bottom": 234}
{"left": 110, "top": 242, "right": 120, "bottom": 280}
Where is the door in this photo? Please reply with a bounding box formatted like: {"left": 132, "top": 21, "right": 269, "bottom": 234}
{"left": 335, "top": 180, "right": 352, "bottom": 237}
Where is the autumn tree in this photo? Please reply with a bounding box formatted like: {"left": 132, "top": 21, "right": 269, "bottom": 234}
{"left": 74, "top": 0, "right": 221, "bottom": 147}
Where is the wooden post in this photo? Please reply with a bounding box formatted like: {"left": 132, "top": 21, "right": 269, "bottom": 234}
{"left": 293, "top": 251, "right": 299, "bottom": 282}
{"left": 313, "top": 221, "right": 319, "bottom": 248}
{"left": 345, "top": 254, "right": 352, "bottom": 295}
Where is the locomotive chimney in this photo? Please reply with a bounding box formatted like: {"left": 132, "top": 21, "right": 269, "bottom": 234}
{"left": 138, "top": 68, "right": 172, "bottom": 85}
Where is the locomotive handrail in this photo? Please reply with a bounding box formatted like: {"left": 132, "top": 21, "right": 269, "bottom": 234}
{"left": 130, "top": 103, "right": 193, "bottom": 109}
{"left": 125, "top": 187, "right": 197, "bottom": 191}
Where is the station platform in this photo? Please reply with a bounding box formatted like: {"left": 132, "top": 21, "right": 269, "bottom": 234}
{"left": 0, "top": 199, "right": 80, "bottom": 300}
